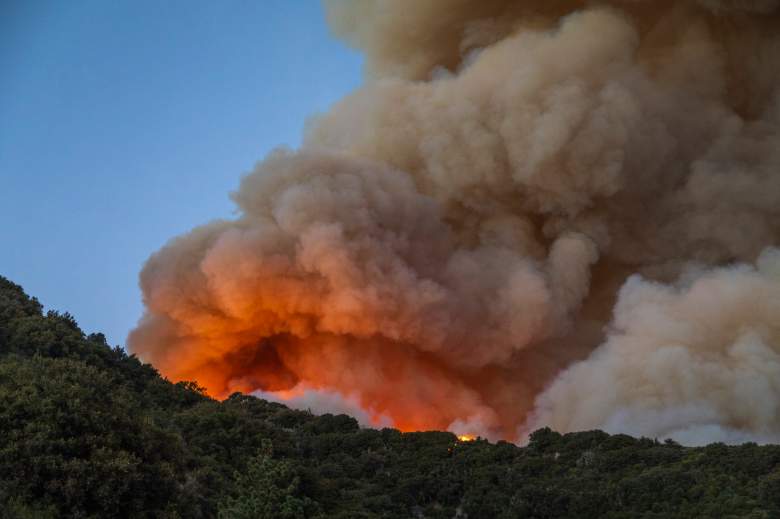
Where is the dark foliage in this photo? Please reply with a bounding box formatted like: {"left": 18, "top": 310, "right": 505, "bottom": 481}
{"left": 1, "top": 275, "right": 779, "bottom": 518}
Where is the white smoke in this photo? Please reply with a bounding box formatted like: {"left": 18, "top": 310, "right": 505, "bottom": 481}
{"left": 254, "top": 384, "right": 394, "bottom": 429}
{"left": 526, "top": 248, "right": 780, "bottom": 444}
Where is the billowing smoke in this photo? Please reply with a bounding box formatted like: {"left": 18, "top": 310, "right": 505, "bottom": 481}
{"left": 129, "top": 0, "right": 780, "bottom": 443}
{"left": 525, "top": 248, "right": 780, "bottom": 445}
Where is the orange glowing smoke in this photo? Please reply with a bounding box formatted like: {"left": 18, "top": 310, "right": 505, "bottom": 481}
{"left": 127, "top": 150, "right": 584, "bottom": 441}
{"left": 130, "top": 314, "right": 553, "bottom": 438}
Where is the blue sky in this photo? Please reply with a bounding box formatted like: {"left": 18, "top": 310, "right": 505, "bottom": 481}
{"left": 0, "top": 0, "right": 363, "bottom": 346}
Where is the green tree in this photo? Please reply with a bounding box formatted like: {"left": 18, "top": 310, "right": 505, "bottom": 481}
{"left": 218, "top": 442, "right": 320, "bottom": 519}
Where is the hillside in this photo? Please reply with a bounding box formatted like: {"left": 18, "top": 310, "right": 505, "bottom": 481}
{"left": 1, "top": 276, "right": 780, "bottom": 519}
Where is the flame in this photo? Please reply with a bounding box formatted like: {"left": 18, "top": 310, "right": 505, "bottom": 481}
{"left": 457, "top": 434, "right": 476, "bottom": 442}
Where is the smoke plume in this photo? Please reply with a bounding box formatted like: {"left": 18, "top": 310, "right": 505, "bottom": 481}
{"left": 129, "top": 0, "right": 780, "bottom": 443}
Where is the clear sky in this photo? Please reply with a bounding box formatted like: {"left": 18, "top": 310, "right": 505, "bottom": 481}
{"left": 0, "top": 0, "right": 363, "bottom": 347}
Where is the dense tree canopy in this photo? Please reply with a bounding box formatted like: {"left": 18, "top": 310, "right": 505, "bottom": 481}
{"left": 1, "top": 275, "right": 779, "bottom": 518}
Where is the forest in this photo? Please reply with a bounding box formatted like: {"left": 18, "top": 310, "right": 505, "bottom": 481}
{"left": 2, "top": 274, "right": 780, "bottom": 519}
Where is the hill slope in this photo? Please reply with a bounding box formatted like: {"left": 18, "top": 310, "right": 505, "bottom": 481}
{"left": 1, "top": 276, "right": 780, "bottom": 518}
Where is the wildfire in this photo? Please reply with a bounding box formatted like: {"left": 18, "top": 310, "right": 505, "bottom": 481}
{"left": 128, "top": 0, "right": 780, "bottom": 448}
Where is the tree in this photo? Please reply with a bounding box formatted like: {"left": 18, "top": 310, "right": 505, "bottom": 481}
{"left": 218, "top": 441, "right": 320, "bottom": 519}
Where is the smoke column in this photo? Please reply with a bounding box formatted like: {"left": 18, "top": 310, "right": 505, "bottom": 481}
{"left": 129, "top": 0, "right": 780, "bottom": 443}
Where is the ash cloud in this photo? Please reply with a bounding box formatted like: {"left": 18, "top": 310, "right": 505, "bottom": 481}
{"left": 129, "top": 1, "right": 780, "bottom": 442}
